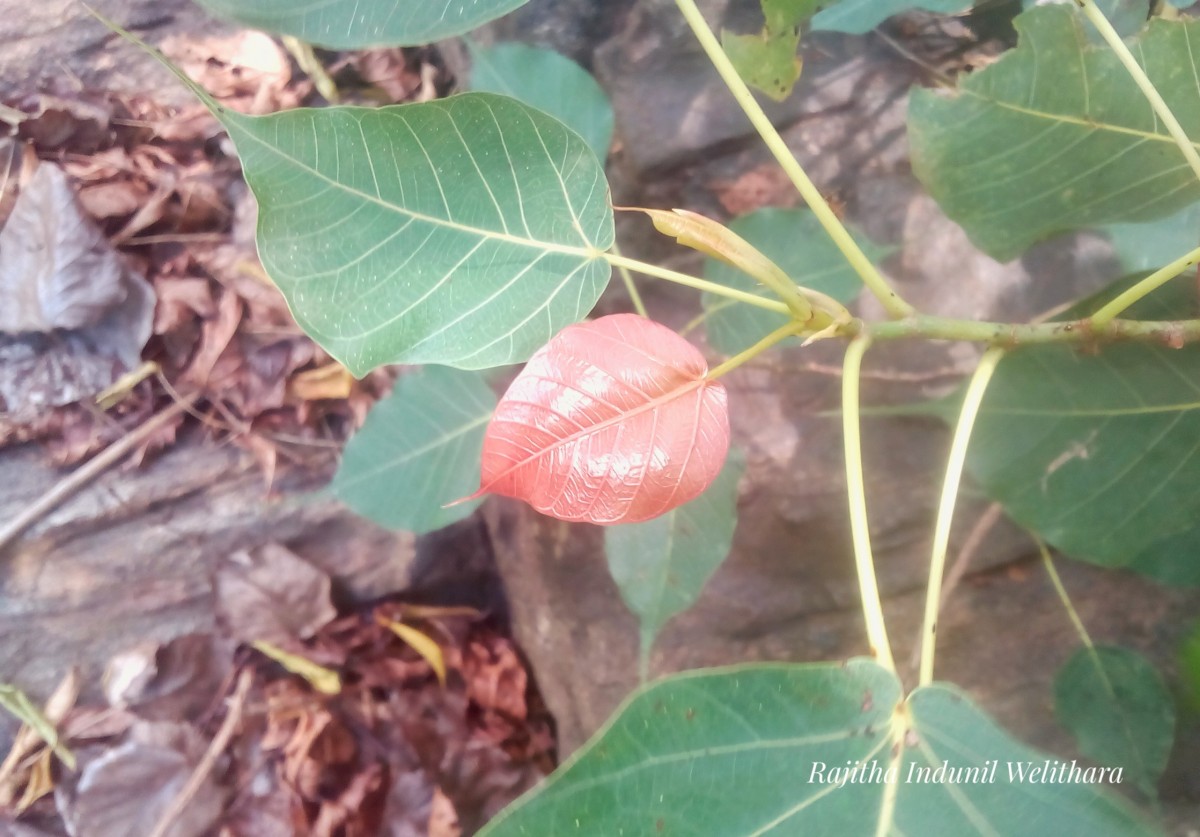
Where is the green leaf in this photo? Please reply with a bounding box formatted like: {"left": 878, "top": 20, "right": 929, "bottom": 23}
{"left": 332, "top": 366, "right": 496, "bottom": 534}
{"left": 1022, "top": 0, "right": 1150, "bottom": 42}
{"left": 480, "top": 661, "right": 1157, "bottom": 835}
{"left": 1126, "top": 525, "right": 1200, "bottom": 587}
{"left": 194, "top": 0, "right": 530, "bottom": 48}
{"left": 960, "top": 274, "right": 1200, "bottom": 575}
{"left": 1054, "top": 645, "right": 1175, "bottom": 799}
{"left": 1180, "top": 623, "right": 1200, "bottom": 714}
{"left": 605, "top": 449, "right": 744, "bottom": 662}
{"left": 217, "top": 93, "right": 613, "bottom": 375}
{"left": 722, "top": 1, "right": 825, "bottom": 102}
{"left": 812, "top": 0, "right": 970, "bottom": 34}
{"left": 722, "top": 29, "right": 803, "bottom": 102}
{"left": 762, "top": 0, "right": 827, "bottom": 33}
{"left": 468, "top": 42, "right": 614, "bottom": 161}
{"left": 701, "top": 208, "right": 874, "bottom": 354}
{"left": 909, "top": 5, "right": 1200, "bottom": 261}
{"left": 1104, "top": 201, "right": 1200, "bottom": 273}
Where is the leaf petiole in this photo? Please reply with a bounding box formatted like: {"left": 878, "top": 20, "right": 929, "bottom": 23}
{"left": 609, "top": 242, "right": 649, "bottom": 317}
{"left": 918, "top": 346, "right": 1004, "bottom": 686}
{"left": 707, "top": 322, "right": 804, "bottom": 380}
{"left": 841, "top": 337, "right": 897, "bottom": 673}
{"left": 603, "top": 251, "right": 792, "bottom": 314}
{"left": 1090, "top": 243, "right": 1200, "bottom": 327}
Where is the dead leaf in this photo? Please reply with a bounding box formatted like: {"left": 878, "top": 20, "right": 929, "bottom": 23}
{"left": 56, "top": 722, "right": 224, "bottom": 837}
{"left": 15, "top": 95, "right": 112, "bottom": 154}
{"left": 160, "top": 32, "right": 304, "bottom": 115}
{"left": 102, "top": 634, "right": 231, "bottom": 723}
{"left": 214, "top": 543, "right": 338, "bottom": 647}
{"left": 0, "top": 670, "right": 80, "bottom": 809}
{"left": 427, "top": 787, "right": 461, "bottom": 837}
{"left": 377, "top": 617, "right": 447, "bottom": 687}
{"left": 465, "top": 636, "right": 528, "bottom": 724}
{"left": 0, "top": 163, "right": 155, "bottom": 421}
{"left": 0, "top": 163, "right": 130, "bottom": 331}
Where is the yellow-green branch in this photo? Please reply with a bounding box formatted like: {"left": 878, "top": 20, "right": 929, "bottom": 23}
{"left": 672, "top": 0, "right": 915, "bottom": 319}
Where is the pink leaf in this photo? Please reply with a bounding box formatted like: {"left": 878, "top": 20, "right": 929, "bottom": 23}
{"left": 477, "top": 314, "right": 730, "bottom": 524}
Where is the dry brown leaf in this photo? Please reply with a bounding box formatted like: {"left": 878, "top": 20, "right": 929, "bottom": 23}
{"left": 427, "top": 787, "right": 461, "bottom": 837}
{"left": 183, "top": 289, "right": 241, "bottom": 387}
{"left": 0, "top": 163, "right": 155, "bottom": 423}
{"left": 160, "top": 32, "right": 305, "bottom": 115}
{"left": 57, "top": 722, "right": 224, "bottom": 837}
{"left": 102, "top": 634, "right": 231, "bottom": 723}
{"left": 14, "top": 94, "right": 112, "bottom": 153}
{"left": 465, "top": 636, "right": 528, "bottom": 723}
{"left": 214, "top": 543, "right": 338, "bottom": 648}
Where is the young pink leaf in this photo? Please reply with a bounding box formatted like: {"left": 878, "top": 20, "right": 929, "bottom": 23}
{"left": 476, "top": 314, "right": 730, "bottom": 524}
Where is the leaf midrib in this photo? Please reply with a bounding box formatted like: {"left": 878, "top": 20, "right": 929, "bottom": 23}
{"left": 963, "top": 92, "right": 1200, "bottom": 152}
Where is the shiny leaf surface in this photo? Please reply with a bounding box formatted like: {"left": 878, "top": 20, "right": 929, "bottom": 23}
{"left": 477, "top": 314, "right": 730, "bottom": 524}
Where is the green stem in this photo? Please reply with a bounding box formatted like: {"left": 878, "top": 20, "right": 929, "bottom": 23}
{"left": 1090, "top": 244, "right": 1200, "bottom": 327}
{"left": 1078, "top": 0, "right": 1200, "bottom": 184}
{"left": 610, "top": 242, "right": 649, "bottom": 317}
{"left": 707, "top": 322, "right": 802, "bottom": 379}
{"left": 841, "top": 337, "right": 897, "bottom": 673}
{"left": 918, "top": 347, "right": 1004, "bottom": 686}
{"left": 680, "top": 307, "right": 712, "bottom": 337}
{"left": 864, "top": 313, "right": 1200, "bottom": 345}
{"left": 282, "top": 36, "right": 340, "bottom": 103}
{"left": 671, "top": 0, "right": 914, "bottom": 319}
{"left": 1038, "top": 541, "right": 1095, "bottom": 651}
{"left": 604, "top": 251, "right": 791, "bottom": 314}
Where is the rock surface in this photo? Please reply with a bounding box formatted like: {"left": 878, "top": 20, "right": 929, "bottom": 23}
{"left": 0, "top": 0, "right": 233, "bottom": 106}
{"left": 0, "top": 438, "right": 415, "bottom": 745}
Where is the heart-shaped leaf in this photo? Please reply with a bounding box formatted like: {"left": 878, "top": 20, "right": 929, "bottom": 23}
{"left": 606, "top": 449, "right": 744, "bottom": 662}
{"left": 909, "top": 6, "right": 1200, "bottom": 261}
{"left": 951, "top": 275, "right": 1200, "bottom": 577}
{"left": 219, "top": 93, "right": 613, "bottom": 375}
{"left": 480, "top": 661, "right": 1157, "bottom": 836}
{"left": 468, "top": 42, "right": 614, "bottom": 161}
{"left": 476, "top": 314, "right": 730, "bottom": 524}
{"left": 332, "top": 366, "right": 497, "bottom": 535}
{"left": 1054, "top": 645, "right": 1175, "bottom": 799}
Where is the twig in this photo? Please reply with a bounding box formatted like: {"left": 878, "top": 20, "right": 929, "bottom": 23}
{"left": 147, "top": 668, "right": 253, "bottom": 837}
{"left": 0, "top": 397, "right": 195, "bottom": 555}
